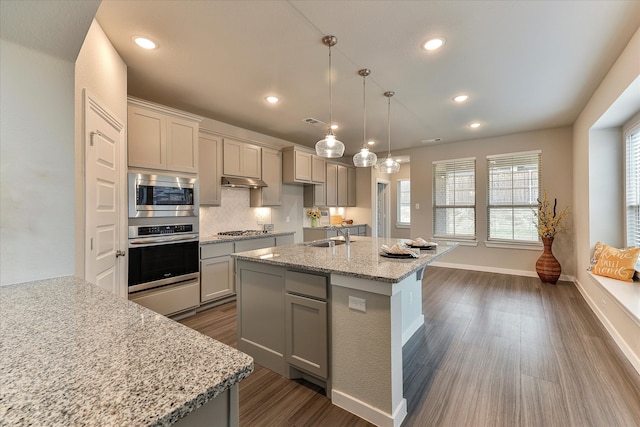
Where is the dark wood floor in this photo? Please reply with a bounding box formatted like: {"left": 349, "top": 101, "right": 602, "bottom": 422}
{"left": 180, "top": 267, "right": 640, "bottom": 426}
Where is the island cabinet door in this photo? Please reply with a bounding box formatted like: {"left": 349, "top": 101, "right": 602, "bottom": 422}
{"left": 285, "top": 294, "right": 328, "bottom": 379}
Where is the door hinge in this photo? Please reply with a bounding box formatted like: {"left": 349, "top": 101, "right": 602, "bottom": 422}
{"left": 90, "top": 238, "right": 93, "bottom": 251}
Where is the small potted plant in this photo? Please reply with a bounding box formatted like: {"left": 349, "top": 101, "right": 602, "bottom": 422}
{"left": 534, "top": 190, "right": 569, "bottom": 284}
{"left": 307, "top": 209, "right": 321, "bottom": 227}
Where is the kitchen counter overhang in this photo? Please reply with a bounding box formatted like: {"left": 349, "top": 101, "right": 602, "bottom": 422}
{"left": 231, "top": 236, "right": 457, "bottom": 284}
{"left": 0, "top": 277, "right": 253, "bottom": 426}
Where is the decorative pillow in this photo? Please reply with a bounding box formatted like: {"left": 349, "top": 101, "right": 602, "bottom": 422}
{"left": 590, "top": 242, "right": 640, "bottom": 282}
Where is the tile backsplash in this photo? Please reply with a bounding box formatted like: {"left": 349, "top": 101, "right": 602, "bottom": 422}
{"left": 199, "top": 188, "right": 270, "bottom": 236}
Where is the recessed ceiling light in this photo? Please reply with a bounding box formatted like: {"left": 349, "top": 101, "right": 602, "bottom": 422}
{"left": 265, "top": 96, "right": 279, "bottom": 104}
{"left": 330, "top": 124, "right": 339, "bottom": 130}
{"left": 469, "top": 122, "right": 481, "bottom": 129}
{"left": 422, "top": 37, "right": 446, "bottom": 51}
{"left": 367, "top": 140, "right": 375, "bottom": 145}
{"left": 133, "top": 36, "right": 158, "bottom": 50}
{"left": 453, "top": 95, "right": 469, "bottom": 103}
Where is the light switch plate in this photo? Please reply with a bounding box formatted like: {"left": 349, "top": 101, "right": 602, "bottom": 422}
{"left": 348, "top": 296, "right": 366, "bottom": 312}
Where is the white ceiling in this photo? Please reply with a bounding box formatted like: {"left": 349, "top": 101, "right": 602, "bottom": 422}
{"left": 93, "top": 1, "right": 640, "bottom": 157}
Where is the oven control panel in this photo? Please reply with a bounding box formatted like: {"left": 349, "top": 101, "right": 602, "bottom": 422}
{"left": 128, "top": 223, "right": 199, "bottom": 239}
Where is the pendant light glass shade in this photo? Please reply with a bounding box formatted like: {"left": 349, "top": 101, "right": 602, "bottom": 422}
{"left": 316, "top": 36, "right": 345, "bottom": 158}
{"left": 353, "top": 68, "right": 377, "bottom": 167}
{"left": 378, "top": 91, "right": 400, "bottom": 173}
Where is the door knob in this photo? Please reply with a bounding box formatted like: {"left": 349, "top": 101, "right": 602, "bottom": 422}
{"left": 116, "top": 250, "right": 126, "bottom": 258}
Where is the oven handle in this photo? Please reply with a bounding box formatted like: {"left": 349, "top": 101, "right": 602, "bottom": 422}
{"left": 129, "top": 234, "right": 199, "bottom": 245}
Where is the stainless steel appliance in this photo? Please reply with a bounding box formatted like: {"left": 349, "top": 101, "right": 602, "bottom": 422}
{"left": 128, "top": 173, "right": 198, "bottom": 218}
{"left": 128, "top": 222, "right": 199, "bottom": 293}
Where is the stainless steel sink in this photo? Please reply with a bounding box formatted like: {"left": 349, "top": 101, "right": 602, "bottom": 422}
{"left": 306, "top": 238, "right": 354, "bottom": 247}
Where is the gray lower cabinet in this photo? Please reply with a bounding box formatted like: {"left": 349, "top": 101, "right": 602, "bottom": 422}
{"left": 200, "top": 242, "right": 235, "bottom": 303}
{"left": 284, "top": 271, "right": 328, "bottom": 379}
{"left": 237, "top": 261, "right": 287, "bottom": 375}
{"left": 236, "top": 262, "right": 329, "bottom": 382}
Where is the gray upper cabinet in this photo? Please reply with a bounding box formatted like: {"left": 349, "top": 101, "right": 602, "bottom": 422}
{"left": 223, "top": 138, "right": 261, "bottom": 178}
{"left": 337, "top": 164, "right": 348, "bottom": 207}
{"left": 251, "top": 147, "right": 282, "bottom": 207}
{"left": 282, "top": 147, "right": 326, "bottom": 184}
{"left": 325, "top": 162, "right": 338, "bottom": 207}
{"left": 127, "top": 97, "right": 201, "bottom": 174}
{"left": 198, "top": 131, "right": 222, "bottom": 206}
{"left": 347, "top": 166, "right": 357, "bottom": 207}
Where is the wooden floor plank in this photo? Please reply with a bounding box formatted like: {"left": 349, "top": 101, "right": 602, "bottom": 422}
{"left": 180, "top": 267, "right": 640, "bottom": 426}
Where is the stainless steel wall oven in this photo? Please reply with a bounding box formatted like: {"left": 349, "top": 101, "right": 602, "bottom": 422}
{"left": 128, "top": 223, "right": 199, "bottom": 293}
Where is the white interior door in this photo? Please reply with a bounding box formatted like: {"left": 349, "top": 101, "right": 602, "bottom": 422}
{"left": 84, "top": 91, "right": 125, "bottom": 296}
{"left": 377, "top": 180, "right": 389, "bottom": 238}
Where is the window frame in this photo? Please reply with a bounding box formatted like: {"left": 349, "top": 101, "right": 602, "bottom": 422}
{"left": 486, "top": 150, "right": 542, "bottom": 245}
{"left": 625, "top": 122, "right": 640, "bottom": 248}
{"left": 396, "top": 179, "right": 411, "bottom": 227}
{"left": 432, "top": 157, "right": 476, "bottom": 240}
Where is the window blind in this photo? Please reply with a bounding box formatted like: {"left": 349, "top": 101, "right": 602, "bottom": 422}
{"left": 487, "top": 151, "right": 541, "bottom": 241}
{"left": 433, "top": 157, "right": 475, "bottom": 238}
{"left": 627, "top": 129, "right": 640, "bottom": 247}
{"left": 397, "top": 179, "right": 411, "bottom": 225}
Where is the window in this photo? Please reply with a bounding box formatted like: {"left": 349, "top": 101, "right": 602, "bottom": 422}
{"left": 626, "top": 127, "right": 640, "bottom": 247}
{"left": 433, "top": 158, "right": 475, "bottom": 238}
{"left": 487, "top": 151, "right": 541, "bottom": 242}
{"left": 397, "top": 179, "right": 410, "bottom": 226}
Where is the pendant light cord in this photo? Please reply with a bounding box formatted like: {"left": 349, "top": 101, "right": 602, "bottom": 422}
{"left": 363, "top": 74, "right": 367, "bottom": 147}
{"left": 328, "top": 44, "right": 333, "bottom": 134}
{"left": 387, "top": 95, "right": 392, "bottom": 157}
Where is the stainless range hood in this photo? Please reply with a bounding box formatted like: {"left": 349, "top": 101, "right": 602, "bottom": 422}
{"left": 221, "top": 176, "right": 268, "bottom": 188}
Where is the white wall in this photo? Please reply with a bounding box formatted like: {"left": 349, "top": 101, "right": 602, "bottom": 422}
{"left": 0, "top": 39, "right": 76, "bottom": 285}
{"left": 573, "top": 27, "right": 640, "bottom": 369}
{"left": 74, "top": 20, "right": 128, "bottom": 278}
{"left": 396, "top": 126, "right": 574, "bottom": 277}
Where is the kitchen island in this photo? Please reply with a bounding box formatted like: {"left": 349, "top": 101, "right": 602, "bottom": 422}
{"left": 0, "top": 276, "right": 253, "bottom": 426}
{"left": 232, "top": 236, "right": 457, "bottom": 427}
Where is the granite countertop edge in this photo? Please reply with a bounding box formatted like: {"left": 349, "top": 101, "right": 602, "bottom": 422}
{"left": 232, "top": 240, "right": 458, "bottom": 284}
{"left": 0, "top": 276, "right": 254, "bottom": 426}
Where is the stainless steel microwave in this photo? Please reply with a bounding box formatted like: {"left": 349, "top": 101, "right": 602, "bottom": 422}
{"left": 128, "top": 173, "right": 199, "bottom": 218}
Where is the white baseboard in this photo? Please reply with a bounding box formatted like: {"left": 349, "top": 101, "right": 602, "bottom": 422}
{"left": 402, "top": 314, "right": 424, "bottom": 346}
{"left": 430, "top": 261, "right": 574, "bottom": 282}
{"left": 331, "top": 389, "right": 407, "bottom": 427}
{"left": 574, "top": 278, "right": 640, "bottom": 375}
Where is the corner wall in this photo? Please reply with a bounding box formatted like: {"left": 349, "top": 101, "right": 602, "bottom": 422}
{"left": 74, "top": 19, "right": 128, "bottom": 279}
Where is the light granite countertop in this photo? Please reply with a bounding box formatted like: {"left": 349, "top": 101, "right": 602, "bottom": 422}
{"left": 200, "top": 230, "right": 295, "bottom": 245}
{"left": 232, "top": 236, "right": 458, "bottom": 283}
{"left": 0, "top": 276, "right": 253, "bottom": 426}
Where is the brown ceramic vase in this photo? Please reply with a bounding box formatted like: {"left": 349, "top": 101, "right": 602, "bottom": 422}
{"left": 536, "top": 236, "right": 561, "bottom": 284}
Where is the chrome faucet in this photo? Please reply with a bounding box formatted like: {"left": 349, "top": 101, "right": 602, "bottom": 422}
{"left": 330, "top": 225, "right": 350, "bottom": 247}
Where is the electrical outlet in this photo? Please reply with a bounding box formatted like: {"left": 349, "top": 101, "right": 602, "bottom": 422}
{"left": 348, "top": 296, "right": 366, "bottom": 313}
{"left": 415, "top": 203, "right": 420, "bottom": 210}
{"left": 286, "top": 216, "right": 290, "bottom": 223}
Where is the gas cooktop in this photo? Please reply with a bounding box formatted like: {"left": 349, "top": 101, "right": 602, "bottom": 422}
{"left": 217, "top": 230, "right": 268, "bottom": 237}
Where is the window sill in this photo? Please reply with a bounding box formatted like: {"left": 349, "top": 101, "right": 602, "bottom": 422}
{"left": 432, "top": 237, "right": 478, "bottom": 247}
{"left": 395, "top": 224, "right": 410, "bottom": 229}
{"left": 484, "top": 240, "right": 542, "bottom": 250}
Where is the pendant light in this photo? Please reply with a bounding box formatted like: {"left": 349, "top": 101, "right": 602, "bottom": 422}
{"left": 378, "top": 91, "right": 400, "bottom": 174}
{"left": 315, "top": 35, "right": 345, "bottom": 158}
{"left": 353, "top": 69, "right": 378, "bottom": 167}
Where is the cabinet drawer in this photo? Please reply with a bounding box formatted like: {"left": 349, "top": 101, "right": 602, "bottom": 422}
{"left": 201, "top": 242, "right": 234, "bottom": 259}
{"left": 130, "top": 280, "right": 199, "bottom": 316}
{"left": 235, "top": 237, "right": 276, "bottom": 252}
{"left": 285, "top": 271, "right": 327, "bottom": 300}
